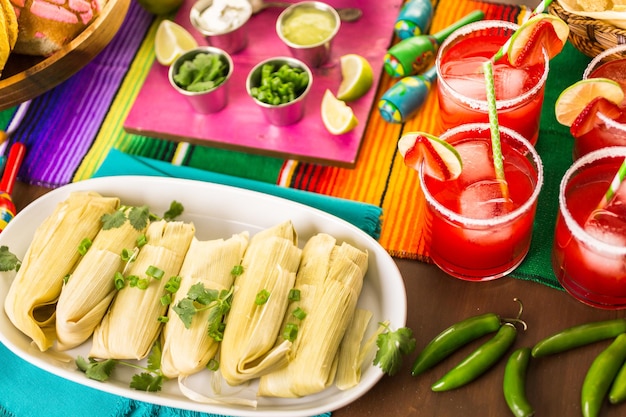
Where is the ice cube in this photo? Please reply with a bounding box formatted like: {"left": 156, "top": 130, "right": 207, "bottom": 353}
{"left": 456, "top": 141, "right": 496, "bottom": 187}
{"left": 442, "top": 58, "right": 488, "bottom": 100}
{"left": 493, "top": 64, "right": 529, "bottom": 100}
{"left": 584, "top": 209, "right": 626, "bottom": 246}
{"left": 459, "top": 179, "right": 513, "bottom": 219}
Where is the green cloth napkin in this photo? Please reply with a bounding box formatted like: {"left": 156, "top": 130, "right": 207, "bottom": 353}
{"left": 93, "top": 149, "right": 383, "bottom": 240}
{"left": 511, "top": 42, "right": 592, "bottom": 289}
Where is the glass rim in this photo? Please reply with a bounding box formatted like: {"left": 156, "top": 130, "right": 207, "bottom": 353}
{"left": 419, "top": 123, "right": 544, "bottom": 227}
{"left": 559, "top": 146, "right": 626, "bottom": 256}
{"left": 435, "top": 20, "right": 550, "bottom": 111}
{"left": 583, "top": 44, "right": 626, "bottom": 131}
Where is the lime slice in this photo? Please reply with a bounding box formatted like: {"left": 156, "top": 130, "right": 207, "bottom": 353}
{"left": 398, "top": 132, "right": 463, "bottom": 181}
{"left": 507, "top": 14, "right": 569, "bottom": 67}
{"left": 336, "top": 54, "right": 374, "bottom": 102}
{"left": 555, "top": 78, "right": 624, "bottom": 126}
{"left": 155, "top": 20, "right": 199, "bottom": 66}
{"left": 321, "top": 89, "right": 358, "bottom": 135}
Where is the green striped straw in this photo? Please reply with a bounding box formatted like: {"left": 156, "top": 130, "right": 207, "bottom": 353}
{"left": 598, "top": 157, "right": 626, "bottom": 210}
{"left": 482, "top": 59, "right": 510, "bottom": 201}
{"left": 492, "top": 0, "right": 553, "bottom": 62}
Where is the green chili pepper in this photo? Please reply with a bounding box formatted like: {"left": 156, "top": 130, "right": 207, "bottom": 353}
{"left": 531, "top": 319, "right": 626, "bottom": 358}
{"left": 609, "top": 358, "right": 626, "bottom": 405}
{"left": 411, "top": 313, "right": 502, "bottom": 376}
{"left": 503, "top": 347, "right": 534, "bottom": 417}
{"left": 431, "top": 322, "right": 517, "bottom": 391}
{"left": 581, "top": 333, "right": 626, "bottom": 417}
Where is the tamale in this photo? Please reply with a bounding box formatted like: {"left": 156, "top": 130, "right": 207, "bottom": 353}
{"left": 258, "top": 235, "right": 368, "bottom": 398}
{"left": 335, "top": 308, "right": 373, "bottom": 390}
{"left": 219, "top": 221, "right": 302, "bottom": 386}
{"left": 4, "top": 191, "right": 119, "bottom": 351}
{"left": 90, "top": 220, "right": 194, "bottom": 360}
{"left": 160, "top": 232, "right": 249, "bottom": 378}
{"left": 55, "top": 207, "right": 150, "bottom": 350}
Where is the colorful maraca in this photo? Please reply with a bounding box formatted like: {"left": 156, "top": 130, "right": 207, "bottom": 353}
{"left": 393, "top": 0, "right": 433, "bottom": 40}
{"left": 378, "top": 66, "right": 437, "bottom": 123}
{"left": 384, "top": 10, "right": 485, "bottom": 78}
{"left": 0, "top": 142, "right": 26, "bottom": 232}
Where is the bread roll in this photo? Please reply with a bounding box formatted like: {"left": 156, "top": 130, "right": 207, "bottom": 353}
{"left": 10, "top": 0, "right": 107, "bottom": 56}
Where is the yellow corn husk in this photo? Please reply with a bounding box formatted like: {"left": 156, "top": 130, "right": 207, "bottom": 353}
{"left": 335, "top": 308, "right": 373, "bottom": 390}
{"left": 219, "top": 221, "right": 302, "bottom": 386}
{"left": 258, "top": 235, "right": 368, "bottom": 398}
{"left": 90, "top": 220, "right": 194, "bottom": 360}
{"left": 55, "top": 208, "right": 150, "bottom": 351}
{"left": 3, "top": 191, "right": 119, "bottom": 351}
{"left": 160, "top": 232, "right": 249, "bottom": 378}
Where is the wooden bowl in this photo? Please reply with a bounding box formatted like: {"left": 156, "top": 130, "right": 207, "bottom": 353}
{"left": 0, "top": 0, "right": 131, "bottom": 111}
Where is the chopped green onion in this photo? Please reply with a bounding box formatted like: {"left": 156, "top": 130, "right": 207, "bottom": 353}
{"left": 288, "top": 288, "right": 301, "bottom": 302}
{"left": 157, "top": 316, "right": 169, "bottom": 323}
{"left": 164, "top": 276, "right": 181, "bottom": 293}
{"left": 146, "top": 265, "right": 164, "bottom": 280}
{"left": 292, "top": 307, "right": 307, "bottom": 320}
{"left": 207, "top": 359, "right": 219, "bottom": 371}
{"left": 114, "top": 272, "right": 126, "bottom": 290}
{"left": 255, "top": 289, "right": 270, "bottom": 305}
{"left": 231, "top": 264, "right": 244, "bottom": 276}
{"left": 136, "top": 234, "right": 147, "bottom": 248}
{"left": 283, "top": 323, "right": 299, "bottom": 342}
{"left": 78, "top": 238, "right": 92, "bottom": 255}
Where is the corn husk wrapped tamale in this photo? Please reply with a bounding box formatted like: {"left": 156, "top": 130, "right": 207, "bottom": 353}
{"left": 335, "top": 308, "right": 373, "bottom": 390}
{"left": 55, "top": 207, "right": 150, "bottom": 351}
{"left": 90, "top": 220, "right": 194, "bottom": 360}
{"left": 219, "top": 221, "right": 302, "bottom": 386}
{"left": 258, "top": 234, "right": 368, "bottom": 397}
{"left": 4, "top": 191, "right": 119, "bottom": 351}
{"left": 160, "top": 232, "right": 249, "bottom": 378}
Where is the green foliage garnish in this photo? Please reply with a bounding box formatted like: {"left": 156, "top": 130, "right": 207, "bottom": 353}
{"left": 78, "top": 238, "right": 92, "bottom": 256}
{"left": 76, "top": 342, "right": 166, "bottom": 392}
{"left": 373, "top": 323, "right": 416, "bottom": 376}
{"left": 173, "top": 53, "right": 228, "bottom": 93}
{"left": 250, "top": 63, "right": 309, "bottom": 105}
{"left": 0, "top": 246, "right": 20, "bottom": 272}
{"left": 283, "top": 323, "right": 299, "bottom": 342}
{"left": 163, "top": 201, "right": 184, "bottom": 221}
{"left": 172, "top": 283, "right": 234, "bottom": 342}
{"left": 230, "top": 264, "right": 244, "bottom": 276}
{"left": 101, "top": 205, "right": 150, "bottom": 231}
{"left": 255, "top": 289, "right": 270, "bottom": 305}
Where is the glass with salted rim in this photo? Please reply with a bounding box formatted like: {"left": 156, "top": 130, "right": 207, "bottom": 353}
{"left": 419, "top": 123, "right": 543, "bottom": 281}
{"left": 573, "top": 44, "right": 626, "bottom": 160}
{"left": 552, "top": 146, "right": 626, "bottom": 309}
{"left": 435, "top": 20, "right": 549, "bottom": 146}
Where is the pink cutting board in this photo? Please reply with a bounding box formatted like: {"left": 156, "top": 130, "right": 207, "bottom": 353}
{"left": 124, "top": 0, "right": 403, "bottom": 167}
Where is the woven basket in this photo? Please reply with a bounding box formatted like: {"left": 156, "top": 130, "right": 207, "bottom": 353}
{"left": 549, "top": 1, "right": 626, "bottom": 58}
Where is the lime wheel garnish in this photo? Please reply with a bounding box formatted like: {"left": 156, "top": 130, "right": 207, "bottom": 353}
{"left": 398, "top": 132, "right": 463, "bottom": 181}
{"left": 555, "top": 78, "right": 624, "bottom": 129}
{"left": 507, "top": 14, "right": 569, "bottom": 67}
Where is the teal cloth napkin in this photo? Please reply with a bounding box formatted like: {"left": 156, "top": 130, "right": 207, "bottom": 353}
{"left": 93, "top": 148, "right": 383, "bottom": 239}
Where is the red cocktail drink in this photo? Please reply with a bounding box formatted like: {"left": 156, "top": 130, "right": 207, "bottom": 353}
{"left": 436, "top": 21, "right": 548, "bottom": 145}
{"left": 552, "top": 147, "right": 626, "bottom": 309}
{"left": 574, "top": 45, "right": 626, "bottom": 160}
{"left": 420, "top": 124, "right": 543, "bottom": 281}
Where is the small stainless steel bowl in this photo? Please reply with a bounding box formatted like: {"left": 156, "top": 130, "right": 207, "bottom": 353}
{"left": 246, "top": 56, "right": 313, "bottom": 126}
{"left": 168, "top": 46, "right": 234, "bottom": 114}
{"left": 276, "top": 1, "right": 341, "bottom": 68}
{"left": 190, "top": 0, "right": 252, "bottom": 54}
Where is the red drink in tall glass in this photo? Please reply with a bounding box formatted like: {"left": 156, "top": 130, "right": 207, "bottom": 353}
{"left": 420, "top": 124, "right": 543, "bottom": 281}
{"left": 552, "top": 147, "right": 626, "bottom": 309}
{"left": 574, "top": 45, "right": 626, "bottom": 160}
{"left": 436, "top": 21, "right": 548, "bottom": 145}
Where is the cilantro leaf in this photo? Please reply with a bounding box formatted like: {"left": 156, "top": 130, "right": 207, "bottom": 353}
{"left": 101, "top": 211, "right": 127, "bottom": 230}
{"left": 163, "top": 201, "right": 184, "bottom": 221}
{"left": 373, "top": 324, "right": 416, "bottom": 376}
{"left": 173, "top": 283, "right": 233, "bottom": 341}
{"left": 0, "top": 246, "right": 21, "bottom": 272}
{"left": 76, "top": 356, "right": 117, "bottom": 382}
{"left": 130, "top": 372, "right": 163, "bottom": 392}
{"left": 128, "top": 206, "right": 151, "bottom": 230}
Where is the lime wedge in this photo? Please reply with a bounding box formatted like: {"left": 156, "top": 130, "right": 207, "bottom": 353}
{"left": 337, "top": 54, "right": 374, "bottom": 102}
{"left": 154, "top": 20, "right": 198, "bottom": 66}
{"left": 321, "top": 89, "right": 358, "bottom": 135}
{"left": 507, "top": 14, "right": 569, "bottom": 67}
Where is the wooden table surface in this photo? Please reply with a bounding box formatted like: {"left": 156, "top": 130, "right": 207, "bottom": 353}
{"left": 10, "top": 180, "right": 626, "bottom": 417}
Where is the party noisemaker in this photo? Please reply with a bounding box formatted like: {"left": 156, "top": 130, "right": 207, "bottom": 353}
{"left": 378, "top": 66, "right": 437, "bottom": 123}
{"left": 0, "top": 142, "right": 26, "bottom": 232}
{"left": 384, "top": 10, "right": 484, "bottom": 78}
